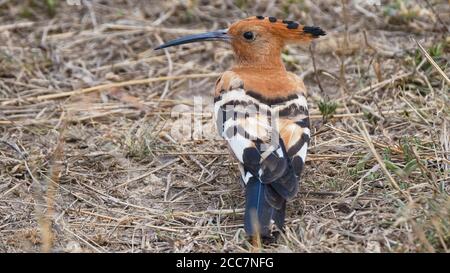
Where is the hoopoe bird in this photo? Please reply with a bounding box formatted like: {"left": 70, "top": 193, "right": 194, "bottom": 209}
{"left": 155, "top": 16, "right": 325, "bottom": 240}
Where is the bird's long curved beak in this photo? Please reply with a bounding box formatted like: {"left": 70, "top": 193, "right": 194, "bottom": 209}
{"left": 154, "top": 29, "right": 229, "bottom": 50}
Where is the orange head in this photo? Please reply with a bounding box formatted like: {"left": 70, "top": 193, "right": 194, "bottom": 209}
{"left": 155, "top": 16, "right": 325, "bottom": 69}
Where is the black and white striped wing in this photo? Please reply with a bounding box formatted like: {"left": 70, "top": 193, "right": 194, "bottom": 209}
{"left": 214, "top": 87, "right": 298, "bottom": 198}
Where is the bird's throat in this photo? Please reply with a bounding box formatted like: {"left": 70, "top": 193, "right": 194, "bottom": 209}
{"left": 231, "top": 66, "right": 301, "bottom": 97}
{"left": 235, "top": 55, "right": 286, "bottom": 72}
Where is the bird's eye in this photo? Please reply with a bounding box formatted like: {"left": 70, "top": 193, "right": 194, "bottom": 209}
{"left": 243, "top": 31, "right": 255, "bottom": 41}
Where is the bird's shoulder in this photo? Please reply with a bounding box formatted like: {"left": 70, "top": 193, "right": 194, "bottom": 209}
{"left": 214, "top": 71, "right": 243, "bottom": 97}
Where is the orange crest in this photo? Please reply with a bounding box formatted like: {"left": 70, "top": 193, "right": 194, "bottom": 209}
{"left": 228, "top": 16, "right": 325, "bottom": 44}
{"left": 227, "top": 16, "right": 325, "bottom": 68}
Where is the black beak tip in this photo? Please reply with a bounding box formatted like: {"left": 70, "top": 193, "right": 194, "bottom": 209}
{"left": 154, "top": 45, "right": 163, "bottom": 50}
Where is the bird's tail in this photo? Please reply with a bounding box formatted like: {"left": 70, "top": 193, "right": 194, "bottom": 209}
{"left": 244, "top": 177, "right": 286, "bottom": 240}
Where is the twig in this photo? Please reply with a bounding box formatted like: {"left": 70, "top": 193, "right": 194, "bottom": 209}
{"left": 358, "top": 122, "right": 405, "bottom": 196}
{"left": 411, "top": 37, "right": 450, "bottom": 84}
{"left": 164, "top": 172, "right": 172, "bottom": 202}
{"left": 62, "top": 227, "right": 104, "bottom": 253}
{"left": 423, "top": 0, "right": 449, "bottom": 33}
{"left": 326, "top": 124, "right": 404, "bottom": 154}
{"left": 1, "top": 73, "right": 220, "bottom": 105}
{"left": 0, "top": 21, "right": 34, "bottom": 32}
{"left": 113, "top": 158, "right": 179, "bottom": 189}
{"left": 173, "top": 208, "right": 245, "bottom": 216}
{"left": 337, "top": 72, "right": 412, "bottom": 102}
{"left": 309, "top": 43, "right": 325, "bottom": 94}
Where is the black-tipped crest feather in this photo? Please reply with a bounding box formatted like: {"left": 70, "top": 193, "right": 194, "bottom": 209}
{"left": 303, "top": 26, "right": 326, "bottom": 37}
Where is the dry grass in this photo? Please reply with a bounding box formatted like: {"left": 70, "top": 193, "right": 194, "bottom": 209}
{"left": 0, "top": 0, "right": 449, "bottom": 253}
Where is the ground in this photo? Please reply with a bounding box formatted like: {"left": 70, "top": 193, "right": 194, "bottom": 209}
{"left": 0, "top": 0, "right": 449, "bottom": 253}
